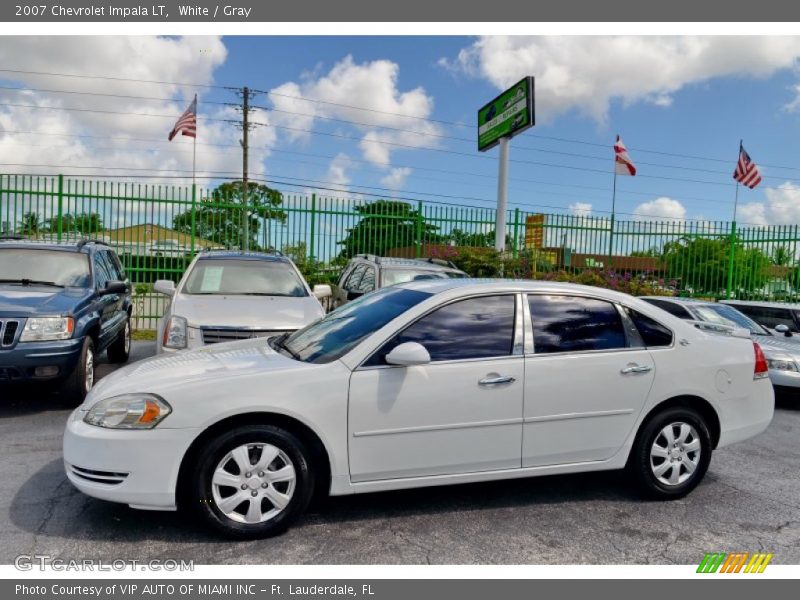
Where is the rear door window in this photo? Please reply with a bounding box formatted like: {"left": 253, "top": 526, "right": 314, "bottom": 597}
{"left": 529, "top": 295, "right": 627, "bottom": 354}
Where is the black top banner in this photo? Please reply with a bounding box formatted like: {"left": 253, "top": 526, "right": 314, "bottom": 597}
{"left": 3, "top": 0, "right": 800, "bottom": 22}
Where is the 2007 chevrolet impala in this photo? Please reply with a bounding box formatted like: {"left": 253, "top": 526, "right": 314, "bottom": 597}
{"left": 63, "top": 280, "right": 774, "bottom": 538}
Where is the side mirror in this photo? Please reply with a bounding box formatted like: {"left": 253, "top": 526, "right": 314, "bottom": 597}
{"left": 347, "top": 289, "right": 365, "bottom": 301}
{"left": 153, "top": 279, "right": 176, "bottom": 297}
{"left": 101, "top": 280, "right": 127, "bottom": 295}
{"left": 313, "top": 284, "right": 332, "bottom": 300}
{"left": 385, "top": 342, "right": 431, "bottom": 367}
{"left": 774, "top": 324, "right": 792, "bottom": 337}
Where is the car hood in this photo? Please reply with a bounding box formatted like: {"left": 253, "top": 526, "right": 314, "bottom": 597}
{"left": 172, "top": 293, "right": 324, "bottom": 330}
{"left": 0, "top": 285, "right": 92, "bottom": 317}
{"left": 87, "top": 337, "right": 307, "bottom": 401}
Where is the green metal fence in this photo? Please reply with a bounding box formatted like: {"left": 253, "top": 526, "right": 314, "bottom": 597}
{"left": 3, "top": 173, "right": 800, "bottom": 329}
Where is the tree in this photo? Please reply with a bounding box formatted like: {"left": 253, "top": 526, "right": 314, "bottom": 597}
{"left": 337, "top": 200, "right": 439, "bottom": 258}
{"left": 46, "top": 212, "right": 104, "bottom": 234}
{"left": 282, "top": 241, "right": 319, "bottom": 283}
{"left": 630, "top": 247, "right": 660, "bottom": 258}
{"left": 662, "top": 236, "right": 771, "bottom": 295}
{"left": 772, "top": 246, "right": 793, "bottom": 267}
{"left": 173, "top": 181, "right": 286, "bottom": 250}
{"left": 18, "top": 212, "right": 43, "bottom": 236}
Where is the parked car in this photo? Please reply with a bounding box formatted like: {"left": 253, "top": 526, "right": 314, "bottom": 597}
{"left": 153, "top": 250, "right": 331, "bottom": 353}
{"left": 642, "top": 296, "right": 800, "bottom": 397}
{"left": 720, "top": 300, "right": 800, "bottom": 339}
{"left": 333, "top": 255, "right": 467, "bottom": 308}
{"left": 64, "top": 280, "right": 773, "bottom": 538}
{"left": 0, "top": 239, "right": 132, "bottom": 403}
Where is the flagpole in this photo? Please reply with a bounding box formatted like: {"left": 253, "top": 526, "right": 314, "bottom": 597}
{"left": 608, "top": 157, "right": 617, "bottom": 269}
{"left": 726, "top": 139, "right": 742, "bottom": 299}
{"left": 190, "top": 94, "right": 197, "bottom": 257}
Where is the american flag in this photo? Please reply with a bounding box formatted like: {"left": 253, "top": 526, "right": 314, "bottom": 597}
{"left": 614, "top": 135, "right": 636, "bottom": 176}
{"left": 168, "top": 95, "right": 197, "bottom": 141}
{"left": 733, "top": 143, "right": 762, "bottom": 189}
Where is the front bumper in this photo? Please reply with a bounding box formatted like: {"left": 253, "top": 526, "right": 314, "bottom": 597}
{"left": 0, "top": 337, "right": 83, "bottom": 383}
{"left": 768, "top": 367, "right": 800, "bottom": 389}
{"left": 63, "top": 409, "right": 200, "bottom": 510}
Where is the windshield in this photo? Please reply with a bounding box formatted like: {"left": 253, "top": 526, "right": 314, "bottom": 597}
{"left": 0, "top": 249, "right": 90, "bottom": 287}
{"left": 382, "top": 268, "right": 467, "bottom": 287}
{"left": 280, "top": 287, "right": 432, "bottom": 364}
{"left": 183, "top": 259, "right": 308, "bottom": 296}
{"left": 694, "top": 304, "right": 770, "bottom": 335}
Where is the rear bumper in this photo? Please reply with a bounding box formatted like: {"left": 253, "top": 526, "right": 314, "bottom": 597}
{"left": 717, "top": 379, "right": 775, "bottom": 448}
{"left": 0, "top": 337, "right": 83, "bottom": 383}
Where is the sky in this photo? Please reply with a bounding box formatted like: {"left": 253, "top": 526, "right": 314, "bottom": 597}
{"left": 2, "top": 35, "right": 800, "bottom": 227}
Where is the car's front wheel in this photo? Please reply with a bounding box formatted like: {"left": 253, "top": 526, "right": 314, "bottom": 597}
{"left": 628, "top": 406, "right": 712, "bottom": 499}
{"left": 190, "top": 425, "right": 315, "bottom": 538}
{"left": 62, "top": 336, "right": 95, "bottom": 406}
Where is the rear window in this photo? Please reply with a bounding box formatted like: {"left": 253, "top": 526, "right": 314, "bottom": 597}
{"left": 183, "top": 259, "right": 307, "bottom": 296}
{"left": 0, "top": 249, "right": 90, "bottom": 287}
{"left": 381, "top": 268, "right": 467, "bottom": 287}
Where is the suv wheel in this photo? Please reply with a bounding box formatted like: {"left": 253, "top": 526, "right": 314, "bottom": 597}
{"left": 628, "top": 406, "right": 712, "bottom": 499}
{"left": 189, "top": 425, "right": 315, "bottom": 539}
{"left": 63, "top": 337, "right": 95, "bottom": 406}
{"left": 107, "top": 318, "right": 131, "bottom": 364}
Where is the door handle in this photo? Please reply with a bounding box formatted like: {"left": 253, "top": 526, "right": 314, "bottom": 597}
{"left": 620, "top": 365, "right": 652, "bottom": 374}
{"left": 478, "top": 375, "right": 516, "bottom": 386}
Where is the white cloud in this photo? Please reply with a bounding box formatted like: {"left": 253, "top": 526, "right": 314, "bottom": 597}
{"left": 632, "top": 197, "right": 687, "bottom": 221}
{"left": 269, "top": 55, "right": 440, "bottom": 168}
{"left": 738, "top": 182, "right": 800, "bottom": 225}
{"left": 442, "top": 36, "right": 800, "bottom": 122}
{"left": 326, "top": 152, "right": 353, "bottom": 187}
{"left": 380, "top": 167, "right": 412, "bottom": 190}
{"left": 568, "top": 202, "right": 592, "bottom": 216}
{"left": 0, "top": 36, "right": 264, "bottom": 187}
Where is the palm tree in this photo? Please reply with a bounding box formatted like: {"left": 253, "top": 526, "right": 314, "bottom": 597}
{"left": 772, "top": 246, "right": 792, "bottom": 267}
{"left": 18, "top": 212, "right": 43, "bottom": 236}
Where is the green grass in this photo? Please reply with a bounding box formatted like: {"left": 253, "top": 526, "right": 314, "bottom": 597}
{"left": 132, "top": 329, "right": 156, "bottom": 341}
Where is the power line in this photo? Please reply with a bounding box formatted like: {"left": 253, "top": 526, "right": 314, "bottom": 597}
{"left": 0, "top": 68, "right": 233, "bottom": 91}
{"left": 0, "top": 83, "right": 231, "bottom": 106}
{"left": 0, "top": 100, "right": 236, "bottom": 123}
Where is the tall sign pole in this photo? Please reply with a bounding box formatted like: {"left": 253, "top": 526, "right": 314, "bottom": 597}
{"left": 494, "top": 138, "right": 510, "bottom": 251}
{"left": 478, "top": 77, "right": 535, "bottom": 253}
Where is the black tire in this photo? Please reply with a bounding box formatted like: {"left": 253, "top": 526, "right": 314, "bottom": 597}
{"left": 628, "top": 406, "right": 712, "bottom": 500}
{"left": 190, "top": 425, "right": 315, "bottom": 539}
{"left": 107, "top": 317, "right": 131, "bottom": 364}
{"left": 62, "top": 337, "right": 95, "bottom": 406}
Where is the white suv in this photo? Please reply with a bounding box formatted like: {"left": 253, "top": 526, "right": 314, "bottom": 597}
{"left": 154, "top": 251, "right": 331, "bottom": 353}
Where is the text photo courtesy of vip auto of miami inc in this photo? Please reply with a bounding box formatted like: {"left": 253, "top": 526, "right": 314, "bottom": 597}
{"left": 0, "top": 32, "right": 799, "bottom": 579}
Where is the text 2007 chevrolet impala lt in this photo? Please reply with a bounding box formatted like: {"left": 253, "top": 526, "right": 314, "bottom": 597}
{"left": 64, "top": 280, "right": 774, "bottom": 538}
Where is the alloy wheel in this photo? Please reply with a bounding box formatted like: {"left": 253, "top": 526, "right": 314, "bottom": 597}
{"left": 649, "top": 421, "right": 702, "bottom": 486}
{"left": 211, "top": 443, "right": 297, "bottom": 524}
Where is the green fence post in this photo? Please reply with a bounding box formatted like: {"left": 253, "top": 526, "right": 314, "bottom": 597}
{"left": 415, "top": 200, "right": 423, "bottom": 258}
{"left": 309, "top": 193, "right": 317, "bottom": 263}
{"left": 512, "top": 208, "right": 520, "bottom": 259}
{"left": 607, "top": 212, "right": 615, "bottom": 270}
{"left": 56, "top": 174, "right": 64, "bottom": 242}
{"left": 190, "top": 182, "right": 196, "bottom": 255}
{"left": 726, "top": 220, "right": 737, "bottom": 299}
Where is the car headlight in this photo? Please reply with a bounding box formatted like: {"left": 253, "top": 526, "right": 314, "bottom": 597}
{"left": 84, "top": 394, "right": 172, "bottom": 429}
{"left": 162, "top": 315, "right": 187, "bottom": 349}
{"left": 19, "top": 317, "right": 74, "bottom": 342}
{"left": 766, "top": 358, "right": 799, "bottom": 372}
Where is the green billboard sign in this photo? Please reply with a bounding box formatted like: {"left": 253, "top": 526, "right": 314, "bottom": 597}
{"left": 477, "top": 76, "right": 535, "bottom": 152}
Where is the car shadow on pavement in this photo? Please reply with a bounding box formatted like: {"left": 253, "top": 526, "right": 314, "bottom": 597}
{"left": 10, "top": 457, "right": 633, "bottom": 544}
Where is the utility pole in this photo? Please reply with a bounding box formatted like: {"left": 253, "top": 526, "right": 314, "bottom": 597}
{"left": 240, "top": 86, "right": 250, "bottom": 251}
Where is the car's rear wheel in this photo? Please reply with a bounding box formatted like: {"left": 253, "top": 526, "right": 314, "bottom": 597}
{"left": 190, "top": 425, "right": 314, "bottom": 538}
{"left": 107, "top": 318, "right": 131, "bottom": 364}
{"left": 628, "top": 406, "right": 712, "bottom": 499}
{"left": 62, "top": 337, "right": 95, "bottom": 406}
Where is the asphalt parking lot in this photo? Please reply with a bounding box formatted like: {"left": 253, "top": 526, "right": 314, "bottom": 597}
{"left": 1, "top": 340, "right": 799, "bottom": 565}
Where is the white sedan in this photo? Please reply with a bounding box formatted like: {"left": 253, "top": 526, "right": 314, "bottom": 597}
{"left": 63, "top": 280, "right": 774, "bottom": 538}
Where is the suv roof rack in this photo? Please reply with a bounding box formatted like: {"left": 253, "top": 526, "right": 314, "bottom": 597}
{"left": 354, "top": 253, "right": 380, "bottom": 264}
{"left": 420, "top": 257, "right": 458, "bottom": 269}
{"left": 76, "top": 238, "right": 109, "bottom": 249}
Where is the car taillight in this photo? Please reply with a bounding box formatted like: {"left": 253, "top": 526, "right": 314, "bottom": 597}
{"left": 754, "top": 342, "right": 769, "bottom": 380}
